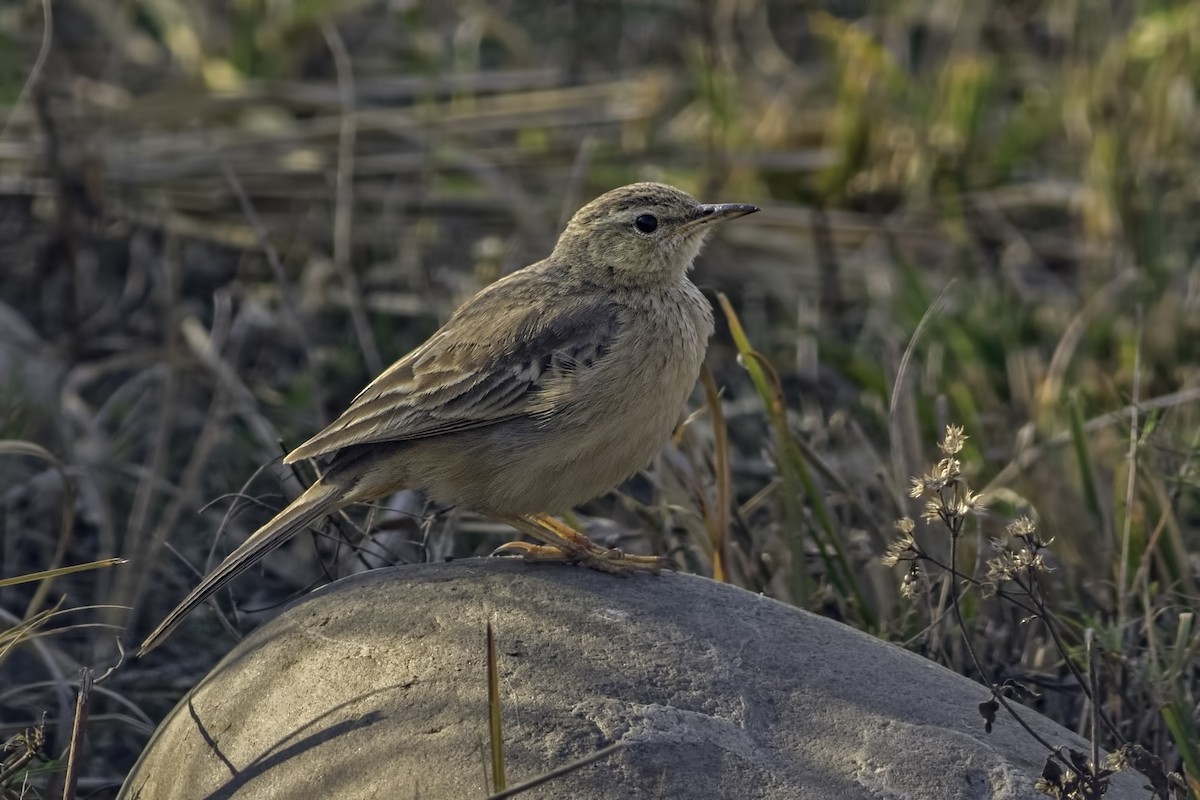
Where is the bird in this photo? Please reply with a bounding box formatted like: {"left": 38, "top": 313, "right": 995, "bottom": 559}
{"left": 137, "top": 182, "right": 758, "bottom": 656}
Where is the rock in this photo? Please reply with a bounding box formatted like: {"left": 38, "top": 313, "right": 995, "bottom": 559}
{"left": 120, "top": 559, "right": 1143, "bottom": 799}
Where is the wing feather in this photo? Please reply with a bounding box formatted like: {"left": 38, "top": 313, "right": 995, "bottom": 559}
{"left": 285, "top": 274, "right": 621, "bottom": 464}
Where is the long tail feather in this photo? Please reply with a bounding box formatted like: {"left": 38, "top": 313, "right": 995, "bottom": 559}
{"left": 137, "top": 481, "right": 346, "bottom": 656}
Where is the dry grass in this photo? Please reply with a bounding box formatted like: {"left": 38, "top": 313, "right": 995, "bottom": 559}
{"left": 0, "top": 1, "right": 1197, "bottom": 797}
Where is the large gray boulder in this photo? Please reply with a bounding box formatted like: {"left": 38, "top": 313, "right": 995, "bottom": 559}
{"left": 121, "top": 559, "right": 1144, "bottom": 799}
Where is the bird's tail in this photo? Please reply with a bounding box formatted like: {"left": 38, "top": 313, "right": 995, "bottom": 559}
{"left": 137, "top": 481, "right": 346, "bottom": 657}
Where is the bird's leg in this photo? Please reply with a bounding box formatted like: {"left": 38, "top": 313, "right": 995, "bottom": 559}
{"left": 493, "top": 513, "right": 672, "bottom": 574}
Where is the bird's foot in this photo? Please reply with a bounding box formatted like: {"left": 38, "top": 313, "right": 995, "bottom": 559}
{"left": 494, "top": 514, "right": 672, "bottom": 575}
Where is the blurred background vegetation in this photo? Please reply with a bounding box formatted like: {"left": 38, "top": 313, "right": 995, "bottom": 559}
{"left": 1, "top": 0, "right": 1197, "bottom": 796}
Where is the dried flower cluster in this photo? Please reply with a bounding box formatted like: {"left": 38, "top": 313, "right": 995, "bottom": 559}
{"left": 881, "top": 517, "right": 924, "bottom": 597}
{"left": 881, "top": 425, "right": 989, "bottom": 598}
{"left": 907, "top": 424, "right": 985, "bottom": 533}
{"left": 984, "top": 515, "right": 1053, "bottom": 593}
{"left": 876, "top": 425, "right": 1177, "bottom": 799}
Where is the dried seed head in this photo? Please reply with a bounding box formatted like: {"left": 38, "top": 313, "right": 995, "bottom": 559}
{"left": 1008, "top": 516, "right": 1038, "bottom": 538}
{"left": 909, "top": 476, "right": 926, "bottom": 499}
{"left": 882, "top": 529, "right": 919, "bottom": 567}
{"left": 940, "top": 424, "right": 967, "bottom": 455}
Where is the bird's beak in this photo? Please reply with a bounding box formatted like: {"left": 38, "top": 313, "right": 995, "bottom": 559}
{"left": 685, "top": 202, "right": 760, "bottom": 229}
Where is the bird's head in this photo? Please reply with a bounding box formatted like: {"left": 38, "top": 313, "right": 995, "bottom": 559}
{"left": 553, "top": 182, "right": 758, "bottom": 287}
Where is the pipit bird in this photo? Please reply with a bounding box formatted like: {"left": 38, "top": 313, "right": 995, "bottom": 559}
{"left": 138, "top": 182, "right": 757, "bottom": 655}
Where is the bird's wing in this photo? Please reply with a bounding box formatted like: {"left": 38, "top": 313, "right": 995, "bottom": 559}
{"left": 285, "top": 277, "right": 620, "bottom": 463}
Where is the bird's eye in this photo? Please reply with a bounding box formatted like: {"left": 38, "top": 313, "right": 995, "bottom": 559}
{"left": 633, "top": 214, "right": 658, "bottom": 234}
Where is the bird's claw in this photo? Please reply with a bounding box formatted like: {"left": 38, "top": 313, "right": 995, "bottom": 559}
{"left": 491, "top": 538, "right": 671, "bottom": 575}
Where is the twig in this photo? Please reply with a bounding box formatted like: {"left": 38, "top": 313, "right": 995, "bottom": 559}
{"left": 61, "top": 668, "right": 92, "bottom": 800}
{"left": 115, "top": 232, "right": 181, "bottom": 638}
{"left": 940, "top": 495, "right": 1062, "bottom": 760}
{"left": 558, "top": 136, "right": 596, "bottom": 230}
{"left": 1007, "top": 571, "right": 1123, "bottom": 743}
{"left": 699, "top": 365, "right": 730, "bottom": 581}
{"left": 322, "top": 19, "right": 382, "bottom": 376}
{"left": 1117, "top": 305, "right": 1142, "bottom": 633}
{"left": 220, "top": 160, "right": 327, "bottom": 421}
{"left": 890, "top": 279, "right": 957, "bottom": 512}
{"left": 983, "top": 385, "right": 1200, "bottom": 493}
{"left": 0, "top": 442, "right": 76, "bottom": 619}
{"left": 481, "top": 742, "right": 628, "bottom": 800}
{"left": 0, "top": 715, "right": 45, "bottom": 785}
{"left": 1087, "top": 630, "right": 1099, "bottom": 779}
{"left": 0, "top": 0, "right": 52, "bottom": 142}
{"left": 931, "top": 484, "right": 1065, "bottom": 767}
{"left": 485, "top": 620, "right": 505, "bottom": 792}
